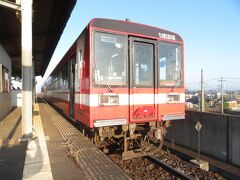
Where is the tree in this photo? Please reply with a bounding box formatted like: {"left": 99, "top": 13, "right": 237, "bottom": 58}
{"left": 223, "top": 102, "right": 230, "bottom": 113}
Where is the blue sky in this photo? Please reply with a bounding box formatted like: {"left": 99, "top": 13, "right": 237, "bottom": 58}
{"left": 39, "top": 0, "right": 240, "bottom": 91}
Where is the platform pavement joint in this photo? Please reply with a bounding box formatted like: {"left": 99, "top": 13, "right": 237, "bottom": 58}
{"left": 22, "top": 103, "right": 53, "bottom": 180}
{"left": 41, "top": 103, "right": 132, "bottom": 180}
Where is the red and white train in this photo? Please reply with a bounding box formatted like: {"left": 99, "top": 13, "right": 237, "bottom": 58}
{"left": 42, "top": 18, "right": 185, "bottom": 159}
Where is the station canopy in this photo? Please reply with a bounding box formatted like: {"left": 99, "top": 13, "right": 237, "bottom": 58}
{"left": 0, "top": 0, "right": 77, "bottom": 76}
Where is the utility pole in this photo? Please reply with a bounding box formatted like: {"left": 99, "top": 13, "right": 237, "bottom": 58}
{"left": 219, "top": 77, "right": 224, "bottom": 114}
{"left": 201, "top": 69, "right": 205, "bottom": 112}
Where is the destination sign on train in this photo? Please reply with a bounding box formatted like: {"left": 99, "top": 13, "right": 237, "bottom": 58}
{"left": 158, "top": 32, "right": 176, "bottom": 40}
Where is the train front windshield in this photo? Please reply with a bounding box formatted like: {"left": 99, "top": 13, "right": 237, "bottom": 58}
{"left": 93, "top": 32, "right": 183, "bottom": 88}
{"left": 93, "top": 32, "right": 127, "bottom": 86}
{"left": 159, "top": 42, "right": 183, "bottom": 87}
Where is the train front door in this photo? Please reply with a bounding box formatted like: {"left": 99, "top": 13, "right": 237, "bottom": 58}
{"left": 129, "top": 37, "right": 158, "bottom": 123}
{"left": 69, "top": 56, "right": 76, "bottom": 119}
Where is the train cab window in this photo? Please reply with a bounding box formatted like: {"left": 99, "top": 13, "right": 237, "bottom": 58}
{"left": 93, "top": 32, "right": 127, "bottom": 86}
{"left": 0, "top": 64, "right": 10, "bottom": 93}
{"left": 158, "top": 42, "right": 182, "bottom": 87}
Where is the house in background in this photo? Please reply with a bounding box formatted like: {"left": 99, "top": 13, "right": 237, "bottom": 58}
{"left": 0, "top": 43, "right": 12, "bottom": 120}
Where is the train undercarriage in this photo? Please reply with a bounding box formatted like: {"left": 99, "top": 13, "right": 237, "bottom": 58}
{"left": 78, "top": 121, "right": 171, "bottom": 160}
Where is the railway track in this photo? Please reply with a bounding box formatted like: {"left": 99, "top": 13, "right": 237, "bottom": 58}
{"left": 109, "top": 149, "right": 226, "bottom": 180}
{"left": 146, "top": 155, "right": 193, "bottom": 180}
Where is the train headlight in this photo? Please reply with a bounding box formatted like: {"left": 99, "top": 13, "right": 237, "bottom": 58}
{"left": 167, "top": 94, "right": 180, "bottom": 103}
{"left": 99, "top": 94, "right": 119, "bottom": 106}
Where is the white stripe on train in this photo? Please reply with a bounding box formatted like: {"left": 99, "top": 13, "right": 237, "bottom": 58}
{"left": 46, "top": 92, "right": 185, "bottom": 106}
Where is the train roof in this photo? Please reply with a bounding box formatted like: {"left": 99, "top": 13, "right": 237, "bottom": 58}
{"left": 90, "top": 18, "right": 183, "bottom": 42}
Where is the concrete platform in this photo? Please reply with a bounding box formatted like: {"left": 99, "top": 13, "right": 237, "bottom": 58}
{"left": 0, "top": 100, "right": 131, "bottom": 180}
{"left": 0, "top": 107, "right": 27, "bottom": 180}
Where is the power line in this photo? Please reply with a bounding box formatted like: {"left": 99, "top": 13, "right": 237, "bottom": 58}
{"left": 186, "top": 76, "right": 240, "bottom": 92}
{"left": 223, "top": 77, "right": 238, "bottom": 79}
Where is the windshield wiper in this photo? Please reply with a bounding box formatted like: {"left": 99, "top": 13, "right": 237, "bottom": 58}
{"left": 100, "top": 79, "right": 112, "bottom": 92}
{"left": 171, "top": 80, "right": 177, "bottom": 92}
{"left": 171, "top": 71, "right": 182, "bottom": 92}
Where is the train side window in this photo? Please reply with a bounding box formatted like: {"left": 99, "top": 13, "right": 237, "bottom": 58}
{"left": 58, "top": 71, "right": 62, "bottom": 87}
{"left": 62, "top": 62, "right": 69, "bottom": 88}
{"left": 78, "top": 49, "right": 84, "bottom": 68}
{"left": 52, "top": 73, "right": 58, "bottom": 89}
{"left": 77, "top": 49, "right": 83, "bottom": 80}
{"left": 0, "top": 64, "right": 10, "bottom": 93}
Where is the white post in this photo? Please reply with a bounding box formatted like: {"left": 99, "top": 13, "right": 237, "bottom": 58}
{"left": 32, "top": 59, "right": 35, "bottom": 104}
{"left": 21, "top": 0, "right": 33, "bottom": 137}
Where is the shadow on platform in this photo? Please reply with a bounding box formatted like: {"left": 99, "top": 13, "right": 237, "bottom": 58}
{"left": 0, "top": 142, "right": 27, "bottom": 180}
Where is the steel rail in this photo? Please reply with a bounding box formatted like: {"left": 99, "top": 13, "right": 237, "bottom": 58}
{"left": 146, "top": 155, "right": 193, "bottom": 180}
